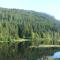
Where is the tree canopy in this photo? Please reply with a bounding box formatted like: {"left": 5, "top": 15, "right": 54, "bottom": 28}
{"left": 0, "top": 7, "right": 60, "bottom": 45}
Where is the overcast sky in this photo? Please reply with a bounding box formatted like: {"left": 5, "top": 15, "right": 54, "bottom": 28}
{"left": 0, "top": 0, "right": 60, "bottom": 20}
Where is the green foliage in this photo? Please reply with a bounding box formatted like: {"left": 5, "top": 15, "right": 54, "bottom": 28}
{"left": 0, "top": 7, "right": 60, "bottom": 45}
{"left": 0, "top": 7, "right": 60, "bottom": 60}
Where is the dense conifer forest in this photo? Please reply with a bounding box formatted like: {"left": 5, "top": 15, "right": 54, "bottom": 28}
{"left": 0, "top": 7, "right": 60, "bottom": 45}
{"left": 0, "top": 7, "right": 60, "bottom": 60}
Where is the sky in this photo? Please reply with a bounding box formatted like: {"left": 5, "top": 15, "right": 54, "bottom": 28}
{"left": 0, "top": 0, "right": 60, "bottom": 20}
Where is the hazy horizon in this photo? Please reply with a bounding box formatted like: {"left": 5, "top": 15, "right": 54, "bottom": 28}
{"left": 0, "top": 0, "right": 60, "bottom": 20}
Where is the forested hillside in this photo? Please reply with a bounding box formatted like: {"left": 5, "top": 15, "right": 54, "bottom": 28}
{"left": 0, "top": 7, "right": 60, "bottom": 45}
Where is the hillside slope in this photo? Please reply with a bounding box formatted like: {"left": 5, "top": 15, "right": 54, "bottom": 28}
{"left": 0, "top": 7, "right": 60, "bottom": 45}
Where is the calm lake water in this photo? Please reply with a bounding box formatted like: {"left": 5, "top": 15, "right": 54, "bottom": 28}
{"left": 48, "top": 51, "right": 60, "bottom": 58}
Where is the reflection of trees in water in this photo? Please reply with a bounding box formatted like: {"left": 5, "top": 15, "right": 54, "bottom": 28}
{"left": 55, "top": 58, "right": 60, "bottom": 60}
{"left": 0, "top": 42, "right": 60, "bottom": 60}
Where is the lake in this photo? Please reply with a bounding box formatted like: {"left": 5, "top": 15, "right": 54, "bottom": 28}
{"left": 48, "top": 51, "right": 60, "bottom": 58}
{"left": 37, "top": 51, "right": 60, "bottom": 60}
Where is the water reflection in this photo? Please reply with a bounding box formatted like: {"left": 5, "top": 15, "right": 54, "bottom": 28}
{"left": 49, "top": 51, "right": 60, "bottom": 58}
